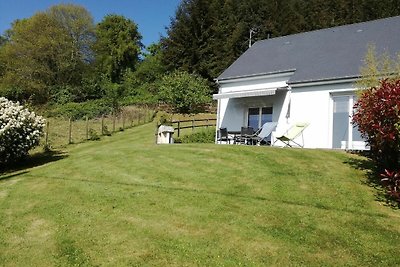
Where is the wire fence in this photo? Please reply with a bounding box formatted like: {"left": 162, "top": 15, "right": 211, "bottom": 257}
{"left": 42, "top": 106, "right": 156, "bottom": 149}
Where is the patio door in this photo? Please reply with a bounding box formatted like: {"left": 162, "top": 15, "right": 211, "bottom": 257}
{"left": 248, "top": 107, "right": 273, "bottom": 130}
{"left": 332, "top": 95, "right": 364, "bottom": 149}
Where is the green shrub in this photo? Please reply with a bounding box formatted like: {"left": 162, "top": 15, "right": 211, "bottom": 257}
{"left": 158, "top": 71, "right": 211, "bottom": 113}
{"left": 88, "top": 129, "right": 101, "bottom": 141}
{"left": 175, "top": 128, "right": 215, "bottom": 143}
{"left": 45, "top": 99, "right": 112, "bottom": 120}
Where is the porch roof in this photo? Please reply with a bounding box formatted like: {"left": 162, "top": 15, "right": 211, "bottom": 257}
{"left": 213, "top": 87, "right": 281, "bottom": 100}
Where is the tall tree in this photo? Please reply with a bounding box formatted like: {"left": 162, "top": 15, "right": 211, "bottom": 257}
{"left": 93, "top": 15, "right": 143, "bottom": 83}
{"left": 0, "top": 15, "right": 74, "bottom": 102}
{"left": 0, "top": 4, "right": 95, "bottom": 103}
{"left": 47, "top": 4, "right": 95, "bottom": 63}
{"left": 0, "top": 35, "right": 6, "bottom": 47}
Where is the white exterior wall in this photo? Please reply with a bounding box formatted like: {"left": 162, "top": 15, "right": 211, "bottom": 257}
{"left": 287, "top": 81, "right": 360, "bottom": 149}
{"left": 215, "top": 74, "right": 366, "bottom": 149}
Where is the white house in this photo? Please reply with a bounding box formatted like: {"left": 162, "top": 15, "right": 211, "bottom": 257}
{"left": 214, "top": 16, "right": 400, "bottom": 149}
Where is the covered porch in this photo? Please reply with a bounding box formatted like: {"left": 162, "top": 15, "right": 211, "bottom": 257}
{"left": 214, "top": 87, "right": 291, "bottom": 146}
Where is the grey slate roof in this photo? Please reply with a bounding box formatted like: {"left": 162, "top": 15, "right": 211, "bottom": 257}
{"left": 217, "top": 16, "right": 400, "bottom": 84}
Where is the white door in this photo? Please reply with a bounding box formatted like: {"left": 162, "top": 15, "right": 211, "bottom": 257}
{"left": 332, "top": 95, "right": 366, "bottom": 149}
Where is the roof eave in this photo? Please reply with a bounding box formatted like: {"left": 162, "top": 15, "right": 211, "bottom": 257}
{"left": 216, "top": 69, "right": 296, "bottom": 84}
{"left": 289, "top": 76, "right": 360, "bottom": 87}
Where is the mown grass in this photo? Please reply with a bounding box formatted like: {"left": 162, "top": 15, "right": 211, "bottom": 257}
{"left": 1, "top": 122, "right": 399, "bottom": 266}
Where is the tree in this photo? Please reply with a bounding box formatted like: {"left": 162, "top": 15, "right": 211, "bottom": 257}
{"left": 356, "top": 45, "right": 400, "bottom": 89}
{"left": 121, "top": 43, "right": 167, "bottom": 103}
{"left": 47, "top": 4, "right": 96, "bottom": 63}
{"left": 0, "top": 15, "right": 74, "bottom": 103}
{"left": 93, "top": 15, "right": 143, "bottom": 83}
{"left": 0, "top": 35, "right": 7, "bottom": 47}
{"left": 0, "top": 4, "right": 95, "bottom": 103}
{"left": 158, "top": 71, "right": 211, "bottom": 113}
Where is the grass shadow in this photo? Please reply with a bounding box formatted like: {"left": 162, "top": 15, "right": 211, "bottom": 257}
{"left": 343, "top": 153, "right": 399, "bottom": 209}
{"left": 0, "top": 150, "right": 68, "bottom": 177}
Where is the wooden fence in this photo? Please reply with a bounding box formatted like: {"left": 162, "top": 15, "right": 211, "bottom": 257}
{"left": 158, "top": 118, "right": 217, "bottom": 137}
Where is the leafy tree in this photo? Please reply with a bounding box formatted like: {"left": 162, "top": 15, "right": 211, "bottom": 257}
{"left": 47, "top": 4, "right": 96, "bottom": 63}
{"left": 135, "top": 43, "right": 166, "bottom": 85}
{"left": 101, "top": 76, "right": 125, "bottom": 113}
{"left": 0, "top": 35, "right": 7, "bottom": 47}
{"left": 0, "top": 15, "right": 73, "bottom": 103}
{"left": 0, "top": 4, "right": 95, "bottom": 103}
{"left": 122, "top": 43, "right": 166, "bottom": 100}
{"left": 93, "top": 15, "right": 143, "bottom": 83}
{"left": 159, "top": 71, "right": 211, "bottom": 113}
{"left": 356, "top": 45, "right": 400, "bottom": 89}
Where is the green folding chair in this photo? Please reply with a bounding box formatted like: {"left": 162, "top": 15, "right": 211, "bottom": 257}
{"left": 274, "top": 122, "right": 309, "bottom": 147}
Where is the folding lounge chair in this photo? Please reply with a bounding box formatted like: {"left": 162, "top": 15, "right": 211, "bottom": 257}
{"left": 274, "top": 122, "right": 309, "bottom": 147}
{"left": 250, "top": 122, "right": 278, "bottom": 145}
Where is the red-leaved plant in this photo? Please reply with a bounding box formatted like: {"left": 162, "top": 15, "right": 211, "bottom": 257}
{"left": 353, "top": 79, "right": 400, "bottom": 171}
{"left": 381, "top": 169, "right": 400, "bottom": 203}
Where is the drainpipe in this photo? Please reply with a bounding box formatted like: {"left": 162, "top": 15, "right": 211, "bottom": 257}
{"left": 215, "top": 80, "right": 221, "bottom": 144}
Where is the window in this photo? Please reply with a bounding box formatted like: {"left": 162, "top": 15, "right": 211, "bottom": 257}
{"left": 248, "top": 107, "right": 273, "bottom": 130}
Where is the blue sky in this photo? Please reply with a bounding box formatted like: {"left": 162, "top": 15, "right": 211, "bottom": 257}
{"left": 0, "top": 0, "right": 181, "bottom": 47}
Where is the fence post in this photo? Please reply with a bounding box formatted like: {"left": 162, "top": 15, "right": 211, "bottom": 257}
{"left": 192, "top": 119, "right": 195, "bottom": 133}
{"left": 101, "top": 115, "right": 104, "bottom": 135}
{"left": 45, "top": 120, "right": 50, "bottom": 148}
{"left": 206, "top": 119, "right": 209, "bottom": 128}
{"left": 68, "top": 117, "right": 72, "bottom": 144}
{"left": 138, "top": 110, "right": 141, "bottom": 125}
{"left": 86, "top": 116, "right": 89, "bottom": 140}
{"left": 122, "top": 113, "right": 125, "bottom": 129}
{"left": 112, "top": 113, "right": 115, "bottom": 132}
{"left": 177, "top": 121, "right": 181, "bottom": 137}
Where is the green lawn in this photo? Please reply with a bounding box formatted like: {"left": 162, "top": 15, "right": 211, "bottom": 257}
{"left": 1, "top": 122, "right": 399, "bottom": 266}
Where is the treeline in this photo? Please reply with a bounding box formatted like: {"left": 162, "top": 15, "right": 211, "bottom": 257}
{"left": 1, "top": 1, "right": 400, "bottom": 113}
{"left": 162, "top": 0, "right": 400, "bottom": 82}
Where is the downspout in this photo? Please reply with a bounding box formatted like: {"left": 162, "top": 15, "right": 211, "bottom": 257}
{"left": 215, "top": 79, "right": 221, "bottom": 144}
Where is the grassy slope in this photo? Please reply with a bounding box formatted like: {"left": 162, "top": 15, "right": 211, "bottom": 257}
{"left": 0, "top": 123, "right": 399, "bottom": 266}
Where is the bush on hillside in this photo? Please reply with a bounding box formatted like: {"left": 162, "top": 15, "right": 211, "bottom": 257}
{"left": 158, "top": 71, "right": 211, "bottom": 113}
{"left": 45, "top": 99, "right": 112, "bottom": 120}
{"left": 381, "top": 169, "right": 400, "bottom": 206}
{"left": 0, "top": 97, "right": 45, "bottom": 165}
{"left": 174, "top": 128, "right": 215, "bottom": 143}
{"left": 353, "top": 79, "right": 400, "bottom": 171}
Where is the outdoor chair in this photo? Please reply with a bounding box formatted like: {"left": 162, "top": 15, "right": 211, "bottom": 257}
{"left": 273, "top": 122, "right": 309, "bottom": 147}
{"left": 235, "top": 126, "right": 255, "bottom": 145}
{"left": 250, "top": 122, "right": 278, "bottom": 146}
{"left": 217, "top": 127, "right": 232, "bottom": 144}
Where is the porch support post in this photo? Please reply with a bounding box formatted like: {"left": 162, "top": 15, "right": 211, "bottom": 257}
{"left": 215, "top": 98, "right": 221, "bottom": 144}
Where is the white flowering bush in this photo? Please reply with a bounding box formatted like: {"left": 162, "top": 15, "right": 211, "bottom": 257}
{"left": 0, "top": 97, "right": 45, "bottom": 165}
